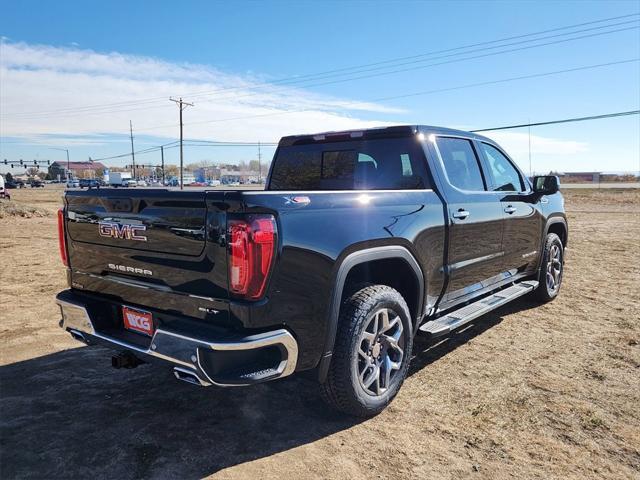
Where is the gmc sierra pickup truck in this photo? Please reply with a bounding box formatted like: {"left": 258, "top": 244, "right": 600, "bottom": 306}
{"left": 56, "top": 125, "right": 567, "bottom": 416}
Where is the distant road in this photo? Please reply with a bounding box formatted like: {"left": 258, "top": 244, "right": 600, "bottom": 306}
{"left": 561, "top": 183, "right": 640, "bottom": 189}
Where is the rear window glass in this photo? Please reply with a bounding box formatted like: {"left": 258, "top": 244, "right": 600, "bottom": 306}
{"left": 269, "top": 138, "right": 430, "bottom": 190}
{"left": 435, "top": 137, "right": 485, "bottom": 191}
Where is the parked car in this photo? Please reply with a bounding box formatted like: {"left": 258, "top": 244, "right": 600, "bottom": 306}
{"left": 79, "top": 179, "right": 101, "bottom": 189}
{"left": 136, "top": 180, "right": 148, "bottom": 187}
{"left": 0, "top": 175, "right": 9, "bottom": 199}
{"left": 125, "top": 179, "right": 138, "bottom": 187}
{"left": 56, "top": 125, "right": 567, "bottom": 417}
{"left": 6, "top": 179, "right": 25, "bottom": 189}
{"left": 66, "top": 179, "right": 80, "bottom": 188}
{"left": 30, "top": 179, "right": 45, "bottom": 188}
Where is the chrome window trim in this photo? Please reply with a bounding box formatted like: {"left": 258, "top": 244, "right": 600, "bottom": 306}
{"left": 477, "top": 141, "right": 532, "bottom": 194}
{"left": 242, "top": 189, "right": 434, "bottom": 194}
{"left": 429, "top": 134, "right": 489, "bottom": 194}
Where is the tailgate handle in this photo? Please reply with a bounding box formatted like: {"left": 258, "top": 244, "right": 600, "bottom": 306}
{"left": 103, "top": 197, "right": 133, "bottom": 212}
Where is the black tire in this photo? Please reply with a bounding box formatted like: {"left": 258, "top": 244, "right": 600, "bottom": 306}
{"left": 534, "top": 232, "right": 564, "bottom": 303}
{"left": 320, "top": 285, "right": 413, "bottom": 417}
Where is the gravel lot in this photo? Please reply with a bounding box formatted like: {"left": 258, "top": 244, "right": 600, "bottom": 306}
{"left": 1, "top": 186, "right": 638, "bottom": 479}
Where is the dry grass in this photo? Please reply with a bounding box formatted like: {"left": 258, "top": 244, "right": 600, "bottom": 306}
{"left": 0, "top": 199, "right": 51, "bottom": 219}
{"left": 0, "top": 187, "right": 638, "bottom": 480}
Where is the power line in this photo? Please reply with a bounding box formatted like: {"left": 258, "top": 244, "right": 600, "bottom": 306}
{"left": 87, "top": 140, "right": 278, "bottom": 162}
{"left": 242, "top": 13, "right": 639, "bottom": 87}
{"left": 90, "top": 143, "right": 176, "bottom": 162}
{"left": 3, "top": 13, "right": 638, "bottom": 120}
{"left": 140, "top": 58, "right": 640, "bottom": 129}
{"left": 12, "top": 21, "right": 640, "bottom": 123}
{"left": 182, "top": 139, "right": 278, "bottom": 145}
{"left": 470, "top": 110, "right": 640, "bottom": 132}
{"left": 188, "top": 21, "right": 640, "bottom": 105}
{"left": 106, "top": 18, "right": 640, "bottom": 121}
{"left": 85, "top": 110, "right": 640, "bottom": 165}
{"left": 135, "top": 25, "right": 639, "bottom": 132}
{"left": 371, "top": 58, "right": 639, "bottom": 102}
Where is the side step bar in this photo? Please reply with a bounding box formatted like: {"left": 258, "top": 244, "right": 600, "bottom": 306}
{"left": 419, "top": 280, "right": 538, "bottom": 338}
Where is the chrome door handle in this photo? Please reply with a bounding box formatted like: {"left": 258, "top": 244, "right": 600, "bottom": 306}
{"left": 453, "top": 209, "right": 470, "bottom": 220}
{"left": 504, "top": 205, "right": 517, "bottom": 214}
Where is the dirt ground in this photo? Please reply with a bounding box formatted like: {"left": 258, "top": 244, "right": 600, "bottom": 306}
{"left": 1, "top": 186, "right": 638, "bottom": 479}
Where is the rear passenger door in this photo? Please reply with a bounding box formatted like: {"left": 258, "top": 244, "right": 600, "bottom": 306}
{"left": 427, "top": 136, "right": 505, "bottom": 304}
{"left": 477, "top": 141, "right": 542, "bottom": 276}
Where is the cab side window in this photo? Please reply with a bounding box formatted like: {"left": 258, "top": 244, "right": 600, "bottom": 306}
{"left": 480, "top": 143, "right": 524, "bottom": 192}
{"left": 435, "top": 137, "right": 485, "bottom": 191}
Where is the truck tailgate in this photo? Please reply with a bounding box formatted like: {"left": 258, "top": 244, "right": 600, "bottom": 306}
{"left": 64, "top": 189, "right": 230, "bottom": 322}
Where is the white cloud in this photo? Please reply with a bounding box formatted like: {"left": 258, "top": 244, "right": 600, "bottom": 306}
{"left": 0, "top": 41, "right": 401, "bottom": 143}
{"left": 482, "top": 131, "right": 588, "bottom": 156}
{"left": 1, "top": 41, "right": 602, "bottom": 174}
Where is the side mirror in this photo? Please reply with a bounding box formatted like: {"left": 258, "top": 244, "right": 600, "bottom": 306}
{"left": 533, "top": 175, "right": 559, "bottom": 195}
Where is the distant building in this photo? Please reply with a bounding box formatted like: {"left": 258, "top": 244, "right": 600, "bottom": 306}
{"left": 49, "top": 161, "right": 106, "bottom": 180}
{"left": 557, "top": 172, "right": 601, "bottom": 183}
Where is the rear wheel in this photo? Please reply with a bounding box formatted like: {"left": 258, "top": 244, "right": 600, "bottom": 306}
{"left": 534, "top": 232, "right": 564, "bottom": 303}
{"left": 320, "top": 285, "right": 413, "bottom": 417}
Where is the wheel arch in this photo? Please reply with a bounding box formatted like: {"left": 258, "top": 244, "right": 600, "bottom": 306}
{"left": 317, "top": 245, "right": 424, "bottom": 382}
{"left": 546, "top": 218, "right": 568, "bottom": 248}
{"left": 536, "top": 216, "right": 568, "bottom": 273}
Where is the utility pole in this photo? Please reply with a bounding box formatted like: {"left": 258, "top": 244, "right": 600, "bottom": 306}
{"left": 257, "top": 142, "right": 262, "bottom": 183}
{"left": 160, "top": 145, "right": 165, "bottom": 185}
{"left": 130, "top": 120, "right": 136, "bottom": 180}
{"left": 528, "top": 121, "right": 532, "bottom": 177}
{"left": 169, "top": 97, "right": 194, "bottom": 190}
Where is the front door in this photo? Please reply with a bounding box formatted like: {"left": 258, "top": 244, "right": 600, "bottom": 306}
{"left": 477, "top": 141, "right": 542, "bottom": 275}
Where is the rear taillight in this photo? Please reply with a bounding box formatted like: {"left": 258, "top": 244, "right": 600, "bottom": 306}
{"left": 228, "top": 215, "right": 276, "bottom": 300}
{"left": 57, "top": 208, "right": 68, "bottom": 267}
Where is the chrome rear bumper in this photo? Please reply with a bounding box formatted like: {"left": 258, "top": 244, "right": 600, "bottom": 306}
{"left": 56, "top": 293, "right": 298, "bottom": 387}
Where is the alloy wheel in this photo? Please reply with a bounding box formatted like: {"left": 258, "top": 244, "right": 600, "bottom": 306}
{"left": 356, "top": 308, "right": 405, "bottom": 396}
{"left": 546, "top": 243, "right": 563, "bottom": 294}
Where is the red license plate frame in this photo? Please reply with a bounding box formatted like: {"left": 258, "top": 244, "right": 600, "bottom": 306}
{"left": 122, "top": 306, "right": 154, "bottom": 336}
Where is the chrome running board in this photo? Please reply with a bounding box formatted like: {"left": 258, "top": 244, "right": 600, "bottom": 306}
{"left": 419, "top": 281, "right": 538, "bottom": 337}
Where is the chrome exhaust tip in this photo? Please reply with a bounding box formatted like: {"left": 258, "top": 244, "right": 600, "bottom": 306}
{"left": 173, "top": 367, "right": 210, "bottom": 387}
{"left": 69, "top": 329, "right": 86, "bottom": 343}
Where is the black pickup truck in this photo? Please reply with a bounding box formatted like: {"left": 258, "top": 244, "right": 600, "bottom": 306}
{"left": 56, "top": 125, "right": 567, "bottom": 416}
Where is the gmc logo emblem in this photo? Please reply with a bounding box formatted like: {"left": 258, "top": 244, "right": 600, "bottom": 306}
{"left": 99, "top": 222, "right": 147, "bottom": 241}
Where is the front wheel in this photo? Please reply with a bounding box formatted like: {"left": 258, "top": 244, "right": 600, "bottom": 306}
{"left": 320, "top": 285, "right": 413, "bottom": 417}
{"left": 534, "top": 232, "right": 564, "bottom": 303}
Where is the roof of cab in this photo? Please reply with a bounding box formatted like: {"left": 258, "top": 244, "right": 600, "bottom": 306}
{"left": 278, "top": 125, "right": 494, "bottom": 146}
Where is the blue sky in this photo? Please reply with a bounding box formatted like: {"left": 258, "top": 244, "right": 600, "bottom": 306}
{"left": 1, "top": 0, "right": 639, "bottom": 174}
